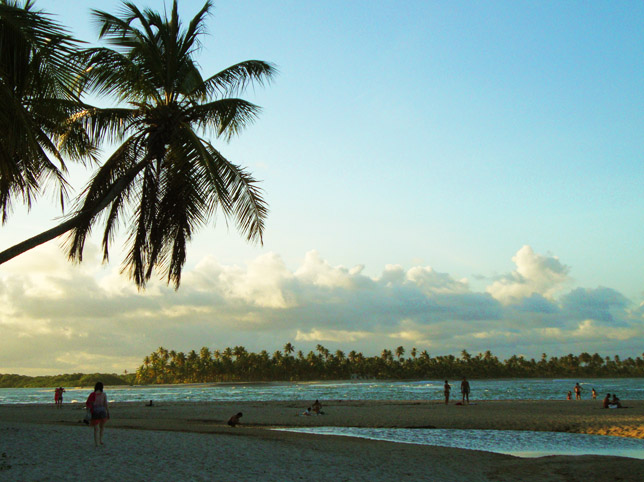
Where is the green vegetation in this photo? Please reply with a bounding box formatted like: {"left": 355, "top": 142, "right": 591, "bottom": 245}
{"left": 0, "top": 372, "right": 135, "bottom": 388}
{"left": 0, "top": 0, "right": 274, "bottom": 288}
{"left": 134, "top": 346, "right": 644, "bottom": 384}
{"left": 2, "top": 347, "right": 642, "bottom": 387}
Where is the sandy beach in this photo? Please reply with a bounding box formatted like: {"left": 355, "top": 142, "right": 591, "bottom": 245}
{"left": 2, "top": 399, "right": 644, "bottom": 481}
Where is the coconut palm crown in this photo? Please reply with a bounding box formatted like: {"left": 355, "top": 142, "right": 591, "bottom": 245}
{"left": 66, "top": 0, "right": 275, "bottom": 288}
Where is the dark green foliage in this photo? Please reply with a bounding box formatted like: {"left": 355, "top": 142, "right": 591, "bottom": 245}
{"left": 0, "top": 1, "right": 274, "bottom": 287}
{"left": 0, "top": 0, "right": 91, "bottom": 222}
{"left": 132, "top": 346, "right": 644, "bottom": 384}
{"left": 0, "top": 372, "right": 134, "bottom": 388}
{"left": 64, "top": 0, "right": 275, "bottom": 289}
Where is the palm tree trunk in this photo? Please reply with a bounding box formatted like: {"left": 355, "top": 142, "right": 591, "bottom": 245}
{"left": 0, "top": 160, "right": 148, "bottom": 265}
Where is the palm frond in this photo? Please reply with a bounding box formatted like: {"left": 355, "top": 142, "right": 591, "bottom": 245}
{"left": 197, "top": 60, "right": 277, "bottom": 98}
{"left": 66, "top": 136, "right": 148, "bottom": 262}
{"left": 63, "top": 106, "right": 139, "bottom": 147}
{"left": 79, "top": 47, "right": 161, "bottom": 103}
{"left": 197, "top": 139, "right": 267, "bottom": 244}
{"left": 179, "top": 0, "right": 211, "bottom": 58}
{"left": 122, "top": 162, "right": 158, "bottom": 287}
{"left": 0, "top": 0, "right": 86, "bottom": 220}
{"left": 186, "top": 98, "right": 261, "bottom": 140}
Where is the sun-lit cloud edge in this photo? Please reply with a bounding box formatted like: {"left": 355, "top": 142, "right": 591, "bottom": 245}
{"left": 1, "top": 244, "right": 642, "bottom": 375}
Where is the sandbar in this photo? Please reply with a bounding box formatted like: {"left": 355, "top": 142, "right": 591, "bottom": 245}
{"left": 1, "top": 399, "right": 643, "bottom": 481}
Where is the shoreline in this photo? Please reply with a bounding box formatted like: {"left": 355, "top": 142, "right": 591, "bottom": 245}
{"left": 3, "top": 375, "right": 644, "bottom": 390}
{"left": 2, "top": 400, "right": 644, "bottom": 480}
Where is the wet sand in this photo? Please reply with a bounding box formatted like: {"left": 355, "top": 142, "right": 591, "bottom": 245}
{"left": 1, "top": 399, "right": 644, "bottom": 481}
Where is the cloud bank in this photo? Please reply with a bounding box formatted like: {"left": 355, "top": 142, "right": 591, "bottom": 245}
{"left": 1, "top": 244, "right": 642, "bottom": 375}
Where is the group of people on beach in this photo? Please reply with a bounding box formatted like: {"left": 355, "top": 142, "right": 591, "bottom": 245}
{"left": 567, "top": 382, "right": 586, "bottom": 400}
{"left": 53, "top": 387, "right": 65, "bottom": 407}
{"left": 67, "top": 377, "right": 629, "bottom": 447}
{"left": 564, "top": 383, "right": 624, "bottom": 409}
{"left": 301, "top": 399, "right": 324, "bottom": 416}
{"left": 443, "top": 377, "right": 470, "bottom": 405}
{"left": 602, "top": 393, "right": 623, "bottom": 409}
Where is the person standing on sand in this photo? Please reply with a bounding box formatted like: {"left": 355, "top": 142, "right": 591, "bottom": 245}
{"left": 591, "top": 388, "right": 597, "bottom": 400}
{"left": 574, "top": 382, "right": 582, "bottom": 400}
{"left": 443, "top": 380, "right": 451, "bottom": 405}
{"left": 54, "top": 387, "right": 60, "bottom": 406}
{"left": 86, "top": 382, "right": 109, "bottom": 447}
{"left": 461, "top": 378, "right": 470, "bottom": 405}
{"left": 566, "top": 391, "right": 572, "bottom": 400}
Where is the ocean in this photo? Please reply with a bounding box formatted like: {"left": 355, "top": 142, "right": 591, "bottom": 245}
{"left": 0, "top": 377, "right": 641, "bottom": 404}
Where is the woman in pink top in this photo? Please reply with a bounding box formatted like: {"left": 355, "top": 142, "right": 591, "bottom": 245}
{"left": 86, "top": 382, "right": 110, "bottom": 447}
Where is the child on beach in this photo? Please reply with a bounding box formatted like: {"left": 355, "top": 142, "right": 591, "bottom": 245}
{"left": 227, "top": 412, "right": 243, "bottom": 427}
{"left": 312, "top": 400, "right": 323, "bottom": 415}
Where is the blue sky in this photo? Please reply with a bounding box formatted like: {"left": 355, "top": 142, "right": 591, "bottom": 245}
{"left": 1, "top": 1, "right": 643, "bottom": 375}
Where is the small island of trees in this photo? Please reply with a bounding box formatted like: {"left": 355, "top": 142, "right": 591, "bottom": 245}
{"left": 2, "top": 346, "right": 643, "bottom": 388}
{"left": 133, "top": 345, "right": 644, "bottom": 384}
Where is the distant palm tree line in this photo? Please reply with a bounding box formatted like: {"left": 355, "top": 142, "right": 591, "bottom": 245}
{"left": 134, "top": 345, "right": 644, "bottom": 384}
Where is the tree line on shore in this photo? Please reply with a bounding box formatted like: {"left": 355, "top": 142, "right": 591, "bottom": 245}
{"left": 133, "top": 345, "right": 644, "bottom": 384}
{"left": 3, "top": 346, "right": 644, "bottom": 388}
{"left": 0, "top": 372, "right": 134, "bottom": 388}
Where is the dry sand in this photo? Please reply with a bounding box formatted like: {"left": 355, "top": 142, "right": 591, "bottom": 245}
{"left": 1, "top": 399, "right": 644, "bottom": 481}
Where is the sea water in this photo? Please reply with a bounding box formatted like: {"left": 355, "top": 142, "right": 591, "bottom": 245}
{"left": 275, "top": 427, "right": 644, "bottom": 460}
{"left": 0, "top": 378, "right": 641, "bottom": 404}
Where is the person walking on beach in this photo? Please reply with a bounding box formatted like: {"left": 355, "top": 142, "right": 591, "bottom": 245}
{"left": 461, "top": 377, "right": 470, "bottom": 405}
{"left": 574, "top": 382, "right": 582, "bottom": 400}
{"left": 86, "top": 382, "right": 109, "bottom": 447}
{"left": 443, "top": 380, "right": 451, "bottom": 405}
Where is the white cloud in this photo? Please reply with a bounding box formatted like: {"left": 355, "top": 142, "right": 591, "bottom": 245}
{"left": 486, "top": 245, "right": 570, "bottom": 304}
{"left": 1, "top": 244, "right": 642, "bottom": 375}
{"left": 294, "top": 250, "right": 365, "bottom": 289}
{"left": 571, "top": 319, "right": 640, "bottom": 341}
{"left": 295, "top": 329, "right": 371, "bottom": 343}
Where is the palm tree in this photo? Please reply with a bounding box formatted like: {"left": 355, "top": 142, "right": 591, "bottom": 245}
{"left": 0, "top": 0, "right": 90, "bottom": 222}
{"left": 283, "top": 342, "right": 294, "bottom": 356}
{"left": 1, "top": 0, "right": 276, "bottom": 289}
{"left": 395, "top": 345, "right": 405, "bottom": 360}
